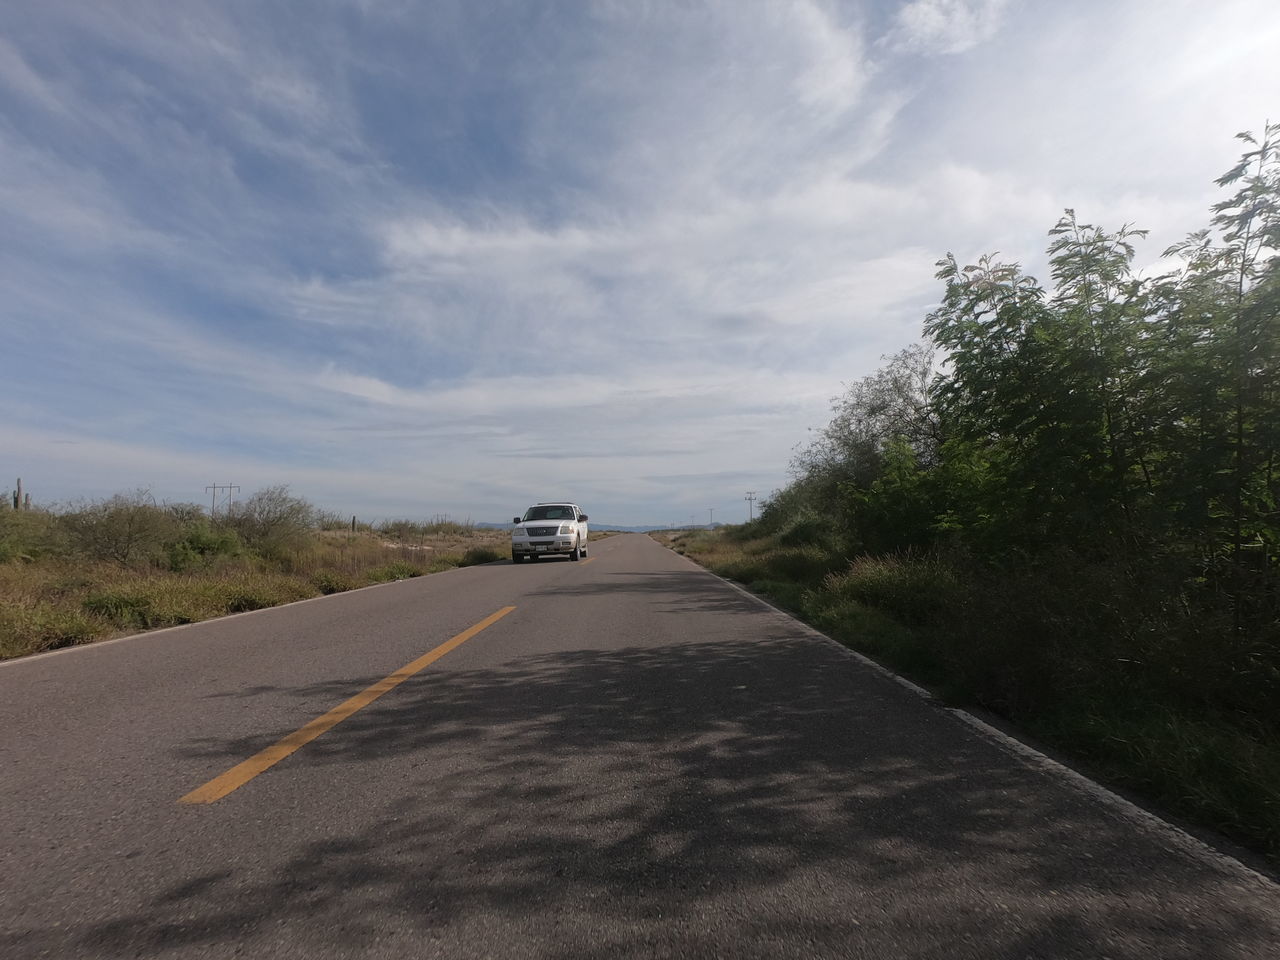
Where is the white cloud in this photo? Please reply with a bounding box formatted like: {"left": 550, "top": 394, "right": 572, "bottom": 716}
{"left": 0, "top": 36, "right": 69, "bottom": 114}
{"left": 790, "top": 0, "right": 870, "bottom": 118}
{"left": 4, "top": 0, "right": 1279, "bottom": 523}
{"left": 883, "top": 0, "right": 1012, "bottom": 55}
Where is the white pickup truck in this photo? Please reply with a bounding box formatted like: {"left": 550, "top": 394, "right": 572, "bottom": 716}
{"left": 511, "top": 502, "right": 589, "bottom": 562}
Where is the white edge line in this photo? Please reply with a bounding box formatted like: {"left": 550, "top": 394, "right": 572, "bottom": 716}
{"left": 660, "top": 539, "right": 1280, "bottom": 891}
{"left": 0, "top": 561, "right": 491, "bottom": 669}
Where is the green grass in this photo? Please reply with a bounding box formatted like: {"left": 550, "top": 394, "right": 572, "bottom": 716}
{"left": 309, "top": 569, "right": 357, "bottom": 595}
{"left": 1038, "top": 702, "right": 1280, "bottom": 848}
{"left": 0, "top": 601, "right": 101, "bottom": 658}
{"left": 80, "top": 573, "right": 319, "bottom": 629}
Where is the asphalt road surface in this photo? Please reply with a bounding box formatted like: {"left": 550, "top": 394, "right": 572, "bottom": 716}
{"left": 3, "top": 533, "right": 1278, "bottom": 959}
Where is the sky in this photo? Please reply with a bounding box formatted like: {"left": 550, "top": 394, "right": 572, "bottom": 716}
{"left": 1, "top": 0, "right": 1277, "bottom": 526}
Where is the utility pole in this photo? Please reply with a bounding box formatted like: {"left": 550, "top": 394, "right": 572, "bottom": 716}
{"left": 708, "top": 508, "right": 714, "bottom": 528}
{"left": 745, "top": 491, "right": 757, "bottom": 522}
{"left": 205, "top": 483, "right": 240, "bottom": 517}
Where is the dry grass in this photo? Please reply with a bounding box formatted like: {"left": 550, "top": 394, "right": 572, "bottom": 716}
{"left": 0, "top": 528, "right": 512, "bottom": 661}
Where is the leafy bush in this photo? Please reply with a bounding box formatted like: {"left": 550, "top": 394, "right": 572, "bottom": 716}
{"left": 59, "top": 491, "right": 178, "bottom": 567}
{"left": 723, "top": 520, "right": 764, "bottom": 543}
{"left": 761, "top": 545, "right": 843, "bottom": 584}
{"left": 167, "top": 523, "right": 241, "bottom": 572}
{"left": 775, "top": 512, "right": 832, "bottom": 549}
{"left": 223, "top": 486, "right": 315, "bottom": 553}
{"left": 0, "top": 508, "right": 62, "bottom": 561}
{"left": 823, "top": 552, "right": 965, "bottom": 629}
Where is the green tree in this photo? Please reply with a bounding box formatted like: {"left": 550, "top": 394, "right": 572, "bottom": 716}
{"left": 1163, "top": 122, "right": 1280, "bottom": 615}
{"left": 788, "top": 343, "right": 940, "bottom": 547}
{"left": 1045, "top": 210, "right": 1156, "bottom": 536}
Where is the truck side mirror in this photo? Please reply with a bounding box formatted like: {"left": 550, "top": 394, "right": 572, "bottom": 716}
{"left": 579, "top": 514, "right": 588, "bottom": 521}
{"left": 513, "top": 517, "right": 521, "bottom": 524}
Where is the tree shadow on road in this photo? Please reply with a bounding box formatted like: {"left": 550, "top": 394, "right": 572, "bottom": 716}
{"left": 19, "top": 572, "right": 1280, "bottom": 958}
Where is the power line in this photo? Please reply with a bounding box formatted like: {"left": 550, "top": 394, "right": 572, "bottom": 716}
{"left": 205, "top": 483, "right": 240, "bottom": 517}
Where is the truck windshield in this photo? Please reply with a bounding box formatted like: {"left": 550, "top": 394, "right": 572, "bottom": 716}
{"left": 523, "top": 505, "right": 575, "bottom": 521}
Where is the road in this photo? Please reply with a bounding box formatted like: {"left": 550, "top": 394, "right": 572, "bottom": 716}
{"left": 3, "top": 533, "right": 1278, "bottom": 959}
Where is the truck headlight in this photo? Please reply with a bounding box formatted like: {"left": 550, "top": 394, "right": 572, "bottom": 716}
{"left": 512, "top": 528, "right": 527, "bottom": 538}
{"left": 559, "top": 523, "right": 573, "bottom": 535}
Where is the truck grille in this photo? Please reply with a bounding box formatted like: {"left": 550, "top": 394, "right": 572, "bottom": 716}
{"left": 528, "top": 526, "right": 558, "bottom": 537}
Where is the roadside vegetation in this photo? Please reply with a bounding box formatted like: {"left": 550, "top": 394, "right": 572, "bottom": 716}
{"left": 672, "top": 124, "right": 1280, "bottom": 864}
{"left": 0, "top": 486, "right": 505, "bottom": 660}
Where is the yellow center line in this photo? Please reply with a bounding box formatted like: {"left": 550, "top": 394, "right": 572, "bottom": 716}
{"left": 581, "top": 557, "right": 596, "bottom": 566}
{"left": 179, "top": 605, "right": 516, "bottom": 804}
